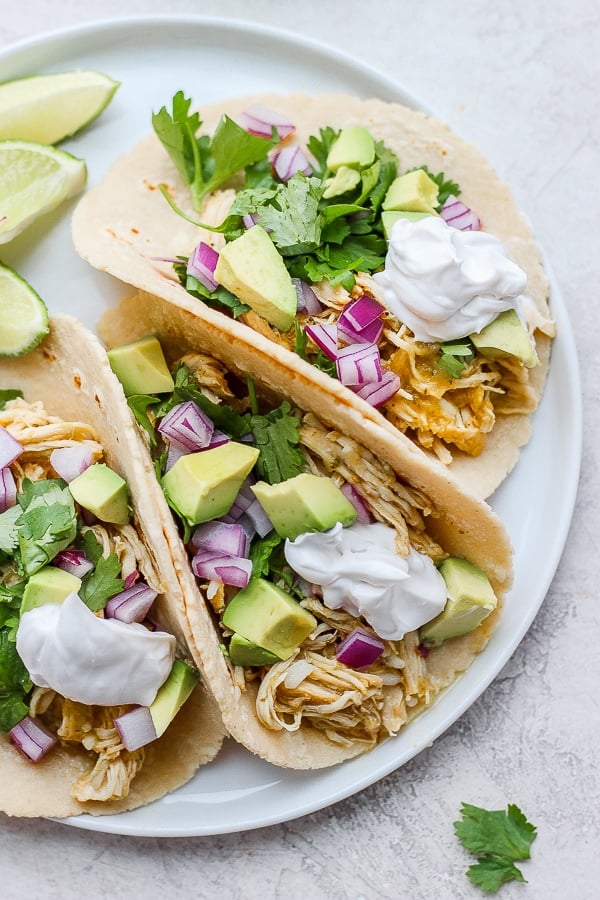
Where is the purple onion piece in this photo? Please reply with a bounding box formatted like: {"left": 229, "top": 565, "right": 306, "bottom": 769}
{"left": 208, "top": 429, "right": 230, "bottom": 449}
{"left": 238, "top": 103, "right": 295, "bottom": 139}
{"left": 337, "top": 315, "right": 384, "bottom": 347}
{"left": 0, "top": 425, "right": 23, "bottom": 470}
{"left": 242, "top": 213, "right": 258, "bottom": 229}
{"left": 114, "top": 706, "right": 157, "bottom": 751}
{"left": 245, "top": 497, "right": 274, "bottom": 538}
{"left": 187, "top": 241, "right": 219, "bottom": 291}
{"left": 305, "top": 323, "right": 339, "bottom": 360}
{"left": 440, "top": 195, "right": 481, "bottom": 231}
{"left": 272, "top": 145, "right": 313, "bottom": 182}
{"left": 9, "top": 715, "right": 57, "bottom": 762}
{"left": 340, "top": 294, "right": 385, "bottom": 332}
{"left": 340, "top": 484, "right": 372, "bottom": 525}
{"left": 0, "top": 466, "right": 17, "bottom": 513}
{"left": 164, "top": 441, "right": 187, "bottom": 472}
{"left": 50, "top": 445, "right": 95, "bottom": 483}
{"left": 158, "top": 400, "right": 215, "bottom": 452}
{"left": 191, "top": 549, "right": 252, "bottom": 588}
{"left": 336, "top": 627, "right": 385, "bottom": 669}
{"left": 351, "top": 368, "right": 401, "bottom": 407}
{"left": 292, "top": 278, "right": 322, "bottom": 315}
{"left": 105, "top": 582, "right": 158, "bottom": 624}
{"left": 191, "top": 521, "right": 250, "bottom": 558}
{"left": 336, "top": 343, "right": 382, "bottom": 387}
{"left": 53, "top": 549, "right": 94, "bottom": 578}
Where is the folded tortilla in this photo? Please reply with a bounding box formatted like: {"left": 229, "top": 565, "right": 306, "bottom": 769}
{"left": 0, "top": 315, "right": 224, "bottom": 818}
{"left": 97, "top": 291, "right": 513, "bottom": 769}
{"left": 72, "top": 92, "right": 554, "bottom": 498}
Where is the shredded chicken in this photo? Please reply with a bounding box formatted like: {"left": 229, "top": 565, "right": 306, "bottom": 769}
{"left": 178, "top": 352, "right": 236, "bottom": 403}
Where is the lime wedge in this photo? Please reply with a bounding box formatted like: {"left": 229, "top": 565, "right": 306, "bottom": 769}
{"left": 0, "top": 70, "right": 119, "bottom": 144}
{"left": 0, "top": 262, "right": 49, "bottom": 356}
{"left": 0, "top": 140, "right": 87, "bottom": 244}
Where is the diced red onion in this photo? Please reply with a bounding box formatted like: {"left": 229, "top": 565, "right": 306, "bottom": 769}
{"left": 105, "top": 582, "right": 158, "bottom": 624}
{"left": 9, "top": 715, "right": 57, "bottom": 762}
{"left": 336, "top": 627, "right": 385, "bottom": 669}
{"left": 440, "top": 195, "right": 481, "bottom": 231}
{"left": 237, "top": 513, "right": 257, "bottom": 543}
{"left": 207, "top": 429, "right": 230, "bottom": 449}
{"left": 272, "top": 145, "right": 312, "bottom": 182}
{"left": 124, "top": 570, "right": 140, "bottom": 589}
{"left": 0, "top": 425, "right": 23, "bottom": 469}
{"left": 292, "top": 278, "right": 322, "bottom": 315}
{"left": 191, "top": 549, "right": 252, "bottom": 588}
{"left": 50, "top": 445, "right": 95, "bottom": 483}
{"left": 53, "top": 549, "right": 94, "bottom": 578}
{"left": 187, "top": 242, "right": 219, "bottom": 291}
{"left": 337, "top": 316, "right": 384, "bottom": 346}
{"left": 305, "top": 323, "right": 339, "bottom": 360}
{"left": 336, "top": 343, "right": 382, "bottom": 387}
{"left": 164, "top": 441, "right": 186, "bottom": 472}
{"left": 242, "top": 213, "right": 258, "bottom": 229}
{"left": 158, "top": 401, "right": 214, "bottom": 452}
{"left": 191, "top": 521, "right": 250, "bottom": 558}
{"left": 340, "top": 483, "right": 372, "bottom": 525}
{"left": 340, "top": 294, "right": 385, "bottom": 332}
{"left": 0, "top": 466, "right": 17, "bottom": 513}
{"left": 114, "top": 706, "right": 157, "bottom": 751}
{"left": 245, "top": 497, "right": 274, "bottom": 537}
{"left": 351, "top": 368, "right": 401, "bottom": 407}
{"left": 238, "top": 103, "right": 295, "bottom": 139}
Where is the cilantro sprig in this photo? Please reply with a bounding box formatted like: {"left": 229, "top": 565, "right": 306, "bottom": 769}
{"left": 437, "top": 339, "right": 475, "bottom": 379}
{"left": 152, "top": 91, "right": 277, "bottom": 212}
{"left": 454, "top": 802, "right": 537, "bottom": 893}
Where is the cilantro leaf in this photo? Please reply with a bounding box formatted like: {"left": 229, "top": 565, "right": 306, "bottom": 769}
{"left": 77, "top": 528, "right": 103, "bottom": 565}
{"left": 14, "top": 479, "right": 78, "bottom": 576}
{"left": 173, "top": 260, "right": 250, "bottom": 318}
{"left": 256, "top": 175, "right": 323, "bottom": 256}
{"left": 127, "top": 394, "right": 160, "bottom": 448}
{"left": 0, "top": 630, "right": 32, "bottom": 732}
{"left": 306, "top": 126, "right": 338, "bottom": 177}
{"left": 249, "top": 532, "right": 282, "bottom": 578}
{"left": 152, "top": 92, "right": 276, "bottom": 211}
{"left": 454, "top": 802, "right": 537, "bottom": 893}
{"left": 79, "top": 552, "right": 124, "bottom": 612}
{"left": 245, "top": 401, "right": 305, "bottom": 485}
{"left": 0, "top": 389, "right": 23, "bottom": 410}
{"left": 437, "top": 339, "right": 475, "bottom": 379}
{"left": 0, "top": 504, "right": 20, "bottom": 559}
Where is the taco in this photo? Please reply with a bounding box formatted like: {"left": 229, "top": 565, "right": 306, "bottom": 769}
{"left": 71, "top": 91, "right": 555, "bottom": 498}
{"left": 97, "top": 291, "right": 513, "bottom": 769}
{"left": 0, "top": 315, "right": 224, "bottom": 818}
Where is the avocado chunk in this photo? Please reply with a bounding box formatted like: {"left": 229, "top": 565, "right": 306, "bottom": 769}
{"left": 162, "top": 442, "right": 259, "bottom": 526}
{"left": 470, "top": 309, "right": 539, "bottom": 368}
{"left": 251, "top": 473, "right": 357, "bottom": 541}
{"left": 107, "top": 335, "right": 175, "bottom": 397}
{"left": 222, "top": 577, "right": 317, "bottom": 660}
{"left": 326, "top": 126, "right": 375, "bottom": 172}
{"left": 322, "top": 165, "right": 361, "bottom": 199}
{"left": 149, "top": 659, "right": 200, "bottom": 738}
{"left": 214, "top": 226, "right": 297, "bottom": 332}
{"left": 382, "top": 169, "right": 440, "bottom": 214}
{"left": 20, "top": 567, "right": 82, "bottom": 615}
{"left": 68, "top": 463, "right": 130, "bottom": 525}
{"left": 419, "top": 557, "right": 498, "bottom": 647}
{"left": 228, "top": 632, "right": 280, "bottom": 667}
{"left": 382, "top": 209, "right": 433, "bottom": 239}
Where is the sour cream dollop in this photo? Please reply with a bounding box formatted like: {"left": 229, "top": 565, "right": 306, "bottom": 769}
{"left": 16, "top": 592, "right": 175, "bottom": 707}
{"left": 373, "top": 216, "right": 527, "bottom": 342}
{"left": 284, "top": 521, "right": 447, "bottom": 640}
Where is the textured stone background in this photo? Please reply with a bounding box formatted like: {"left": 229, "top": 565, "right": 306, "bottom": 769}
{"left": 1, "top": 2, "right": 598, "bottom": 898}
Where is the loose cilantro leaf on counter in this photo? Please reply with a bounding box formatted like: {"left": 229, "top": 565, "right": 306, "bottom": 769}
{"left": 0, "top": 389, "right": 23, "bottom": 410}
{"left": 437, "top": 339, "right": 475, "bottom": 379}
{"left": 245, "top": 400, "right": 305, "bottom": 485}
{"left": 152, "top": 91, "right": 276, "bottom": 211}
{"left": 454, "top": 802, "right": 537, "bottom": 893}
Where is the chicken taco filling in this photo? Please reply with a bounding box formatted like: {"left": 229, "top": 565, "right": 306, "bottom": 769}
{"left": 150, "top": 94, "right": 554, "bottom": 465}
{"left": 115, "top": 336, "right": 502, "bottom": 751}
{"left": 0, "top": 393, "right": 201, "bottom": 803}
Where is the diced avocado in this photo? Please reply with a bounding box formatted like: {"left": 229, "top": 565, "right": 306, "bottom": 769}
{"left": 322, "top": 165, "right": 361, "bottom": 199}
{"left": 68, "top": 463, "right": 130, "bottom": 525}
{"left": 382, "top": 169, "right": 440, "bottom": 214}
{"left": 222, "top": 577, "right": 317, "bottom": 661}
{"left": 149, "top": 659, "right": 200, "bottom": 738}
{"left": 162, "top": 442, "right": 259, "bottom": 526}
{"left": 214, "top": 226, "right": 297, "bottom": 332}
{"left": 20, "top": 566, "right": 82, "bottom": 615}
{"left": 470, "top": 309, "right": 539, "bottom": 368}
{"left": 228, "top": 632, "right": 280, "bottom": 667}
{"left": 326, "top": 126, "right": 375, "bottom": 172}
{"left": 382, "top": 209, "right": 433, "bottom": 239}
{"left": 419, "top": 557, "right": 498, "bottom": 647}
{"left": 251, "top": 472, "right": 357, "bottom": 541}
{"left": 107, "top": 335, "right": 175, "bottom": 397}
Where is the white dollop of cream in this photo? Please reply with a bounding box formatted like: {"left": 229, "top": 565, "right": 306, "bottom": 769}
{"left": 284, "top": 521, "right": 447, "bottom": 640}
{"left": 373, "top": 216, "right": 527, "bottom": 342}
{"left": 16, "top": 592, "right": 175, "bottom": 707}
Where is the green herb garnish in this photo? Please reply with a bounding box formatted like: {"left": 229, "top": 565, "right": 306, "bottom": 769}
{"left": 454, "top": 802, "right": 537, "bottom": 893}
{"left": 0, "top": 389, "right": 23, "bottom": 410}
{"left": 244, "top": 400, "right": 305, "bottom": 485}
{"left": 14, "top": 479, "right": 78, "bottom": 577}
{"left": 437, "top": 339, "right": 475, "bottom": 379}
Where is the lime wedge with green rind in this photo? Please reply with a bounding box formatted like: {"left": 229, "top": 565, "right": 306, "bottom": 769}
{"left": 0, "top": 140, "right": 87, "bottom": 245}
{"left": 0, "top": 262, "right": 49, "bottom": 357}
{"left": 0, "top": 70, "right": 119, "bottom": 144}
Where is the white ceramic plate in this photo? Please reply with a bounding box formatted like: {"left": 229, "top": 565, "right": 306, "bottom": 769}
{"left": 0, "top": 16, "right": 582, "bottom": 837}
